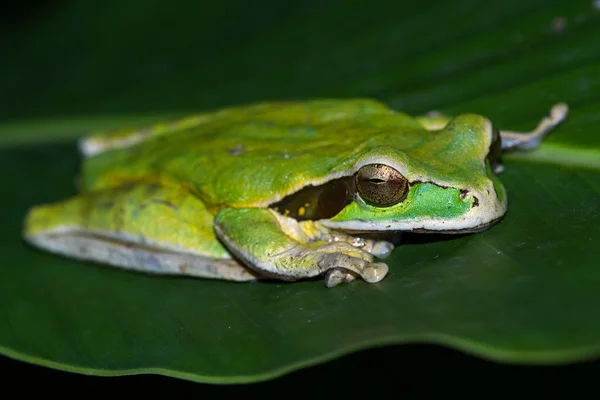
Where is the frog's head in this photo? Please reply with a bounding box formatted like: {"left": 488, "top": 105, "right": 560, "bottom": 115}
{"left": 321, "top": 160, "right": 506, "bottom": 234}
{"left": 272, "top": 113, "right": 507, "bottom": 234}
{"left": 323, "top": 114, "right": 507, "bottom": 233}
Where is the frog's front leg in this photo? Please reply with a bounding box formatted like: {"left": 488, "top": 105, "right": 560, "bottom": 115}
{"left": 214, "top": 208, "right": 389, "bottom": 287}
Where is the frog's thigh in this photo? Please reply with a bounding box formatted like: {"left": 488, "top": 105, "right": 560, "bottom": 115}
{"left": 213, "top": 208, "right": 389, "bottom": 286}
{"left": 23, "top": 184, "right": 261, "bottom": 281}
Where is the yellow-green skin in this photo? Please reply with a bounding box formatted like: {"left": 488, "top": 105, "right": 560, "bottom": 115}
{"left": 23, "top": 99, "right": 506, "bottom": 286}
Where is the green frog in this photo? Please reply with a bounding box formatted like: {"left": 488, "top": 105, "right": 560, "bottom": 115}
{"left": 22, "top": 99, "right": 568, "bottom": 287}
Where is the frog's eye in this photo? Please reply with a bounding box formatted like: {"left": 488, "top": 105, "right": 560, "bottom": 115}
{"left": 355, "top": 164, "right": 408, "bottom": 207}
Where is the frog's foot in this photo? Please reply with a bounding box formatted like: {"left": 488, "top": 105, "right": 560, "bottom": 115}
{"left": 309, "top": 242, "right": 389, "bottom": 286}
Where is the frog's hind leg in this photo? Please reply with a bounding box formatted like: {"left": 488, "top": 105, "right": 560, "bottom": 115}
{"left": 499, "top": 103, "right": 568, "bottom": 151}
{"left": 79, "top": 113, "right": 214, "bottom": 157}
{"left": 23, "top": 183, "right": 262, "bottom": 282}
{"left": 417, "top": 103, "right": 569, "bottom": 152}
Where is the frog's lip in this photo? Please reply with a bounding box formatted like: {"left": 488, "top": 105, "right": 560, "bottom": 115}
{"left": 320, "top": 214, "right": 504, "bottom": 234}
{"left": 405, "top": 215, "right": 504, "bottom": 234}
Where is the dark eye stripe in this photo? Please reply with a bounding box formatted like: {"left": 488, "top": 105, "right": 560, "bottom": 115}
{"left": 270, "top": 164, "right": 410, "bottom": 221}
{"left": 270, "top": 176, "right": 355, "bottom": 221}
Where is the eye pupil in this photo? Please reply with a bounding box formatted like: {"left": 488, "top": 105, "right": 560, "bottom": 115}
{"left": 356, "top": 164, "right": 409, "bottom": 207}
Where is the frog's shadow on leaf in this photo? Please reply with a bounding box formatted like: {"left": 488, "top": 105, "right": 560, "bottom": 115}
{"left": 399, "top": 232, "right": 473, "bottom": 245}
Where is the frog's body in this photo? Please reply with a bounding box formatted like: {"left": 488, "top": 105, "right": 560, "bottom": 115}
{"left": 23, "top": 99, "right": 568, "bottom": 287}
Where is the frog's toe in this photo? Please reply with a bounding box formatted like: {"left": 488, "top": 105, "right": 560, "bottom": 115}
{"left": 314, "top": 247, "right": 377, "bottom": 284}
{"left": 370, "top": 241, "right": 394, "bottom": 258}
{"left": 318, "top": 253, "right": 388, "bottom": 285}
{"left": 324, "top": 269, "right": 357, "bottom": 288}
{"left": 361, "top": 262, "right": 389, "bottom": 283}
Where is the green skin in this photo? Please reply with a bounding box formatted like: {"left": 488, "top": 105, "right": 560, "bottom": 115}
{"left": 22, "top": 99, "right": 564, "bottom": 287}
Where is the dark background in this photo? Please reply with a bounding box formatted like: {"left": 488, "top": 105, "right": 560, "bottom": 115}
{"left": 2, "top": 344, "right": 597, "bottom": 392}
{"left": 2, "top": 0, "right": 599, "bottom": 391}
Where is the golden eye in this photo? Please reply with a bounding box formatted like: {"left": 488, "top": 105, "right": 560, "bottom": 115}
{"left": 355, "top": 164, "right": 409, "bottom": 207}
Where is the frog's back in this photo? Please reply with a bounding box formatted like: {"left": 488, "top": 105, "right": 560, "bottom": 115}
{"left": 80, "top": 99, "right": 396, "bottom": 156}
{"left": 80, "top": 99, "right": 432, "bottom": 208}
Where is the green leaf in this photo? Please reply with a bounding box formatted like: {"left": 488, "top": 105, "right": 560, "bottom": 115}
{"left": 1, "top": 0, "right": 600, "bottom": 384}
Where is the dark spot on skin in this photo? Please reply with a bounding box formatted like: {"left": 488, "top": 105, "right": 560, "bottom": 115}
{"left": 289, "top": 126, "right": 317, "bottom": 135}
{"left": 206, "top": 264, "right": 219, "bottom": 276}
{"left": 228, "top": 145, "right": 245, "bottom": 155}
{"left": 139, "top": 253, "right": 161, "bottom": 271}
{"left": 472, "top": 197, "right": 480, "bottom": 208}
{"left": 143, "top": 184, "right": 161, "bottom": 197}
{"left": 98, "top": 201, "right": 115, "bottom": 210}
{"left": 459, "top": 189, "right": 469, "bottom": 199}
{"left": 147, "top": 199, "right": 178, "bottom": 211}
